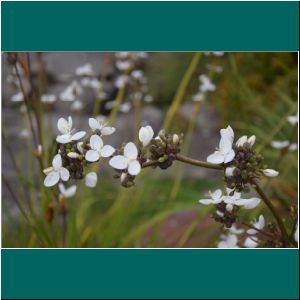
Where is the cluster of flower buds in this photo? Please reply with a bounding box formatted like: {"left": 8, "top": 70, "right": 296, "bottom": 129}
{"left": 148, "top": 130, "right": 184, "bottom": 169}
{"left": 214, "top": 202, "right": 239, "bottom": 228}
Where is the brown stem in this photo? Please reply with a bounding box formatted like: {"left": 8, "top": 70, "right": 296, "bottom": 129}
{"left": 251, "top": 179, "right": 289, "bottom": 245}
{"left": 175, "top": 154, "right": 223, "bottom": 170}
{"left": 142, "top": 160, "right": 159, "bottom": 168}
{"left": 241, "top": 222, "right": 277, "bottom": 240}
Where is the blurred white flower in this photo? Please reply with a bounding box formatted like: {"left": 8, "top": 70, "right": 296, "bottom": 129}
{"left": 192, "top": 92, "right": 205, "bottom": 102}
{"left": 19, "top": 128, "right": 30, "bottom": 139}
{"left": 131, "top": 70, "right": 144, "bottom": 80}
{"left": 75, "top": 63, "right": 94, "bottom": 76}
{"left": 41, "top": 94, "right": 57, "bottom": 104}
{"left": 294, "top": 224, "right": 298, "bottom": 243}
{"left": 59, "top": 183, "right": 77, "bottom": 198}
{"left": 88, "top": 118, "right": 115, "bottom": 136}
{"left": 60, "top": 81, "right": 83, "bottom": 102}
{"left": 71, "top": 100, "right": 84, "bottom": 111}
{"left": 236, "top": 135, "right": 256, "bottom": 147}
{"left": 287, "top": 113, "right": 298, "bottom": 126}
{"left": 228, "top": 225, "right": 244, "bottom": 235}
{"left": 144, "top": 94, "right": 153, "bottom": 103}
{"left": 115, "top": 52, "right": 130, "bottom": 59}
{"left": 199, "top": 75, "right": 216, "bottom": 93}
{"left": 43, "top": 154, "right": 69, "bottom": 187}
{"left": 247, "top": 215, "right": 265, "bottom": 235}
{"left": 120, "top": 102, "right": 131, "bottom": 113}
{"left": 289, "top": 143, "right": 298, "bottom": 151}
{"left": 109, "top": 142, "right": 141, "bottom": 176}
{"left": 263, "top": 169, "right": 279, "bottom": 178}
{"left": 139, "top": 125, "right": 154, "bottom": 146}
{"left": 85, "top": 135, "right": 115, "bottom": 162}
{"left": 244, "top": 237, "right": 259, "bottom": 248}
{"left": 81, "top": 77, "right": 102, "bottom": 89}
{"left": 115, "top": 75, "right": 128, "bottom": 88}
{"left": 271, "top": 140, "right": 289, "bottom": 149}
{"left": 104, "top": 100, "right": 116, "bottom": 110}
{"left": 207, "top": 126, "right": 235, "bottom": 164}
{"left": 11, "top": 92, "right": 24, "bottom": 102}
{"left": 116, "top": 60, "right": 132, "bottom": 71}
{"left": 199, "top": 189, "right": 223, "bottom": 205}
{"left": 56, "top": 116, "right": 86, "bottom": 144}
{"left": 218, "top": 234, "right": 239, "bottom": 248}
{"left": 85, "top": 172, "right": 98, "bottom": 188}
{"left": 206, "top": 64, "right": 223, "bottom": 73}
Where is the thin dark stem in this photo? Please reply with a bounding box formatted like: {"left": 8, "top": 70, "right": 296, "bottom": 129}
{"left": 175, "top": 154, "right": 223, "bottom": 170}
{"left": 241, "top": 222, "right": 277, "bottom": 240}
{"left": 251, "top": 179, "right": 289, "bottom": 245}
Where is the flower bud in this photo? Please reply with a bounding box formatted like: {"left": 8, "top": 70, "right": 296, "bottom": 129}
{"left": 225, "top": 167, "right": 235, "bottom": 177}
{"left": 43, "top": 167, "right": 53, "bottom": 175}
{"left": 248, "top": 135, "right": 256, "bottom": 147}
{"left": 67, "top": 152, "right": 80, "bottom": 159}
{"left": 172, "top": 134, "right": 179, "bottom": 144}
{"left": 263, "top": 169, "right": 279, "bottom": 177}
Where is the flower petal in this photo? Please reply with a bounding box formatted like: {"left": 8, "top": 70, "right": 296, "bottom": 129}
{"left": 85, "top": 150, "right": 100, "bottom": 162}
{"left": 52, "top": 154, "right": 62, "bottom": 169}
{"left": 64, "top": 185, "right": 77, "bottom": 198}
{"left": 90, "top": 135, "right": 103, "bottom": 151}
{"left": 224, "top": 149, "right": 235, "bottom": 163}
{"left": 56, "top": 134, "right": 72, "bottom": 144}
{"left": 219, "top": 135, "right": 233, "bottom": 154}
{"left": 71, "top": 131, "right": 86, "bottom": 141}
{"left": 109, "top": 155, "right": 128, "bottom": 170}
{"left": 124, "top": 142, "right": 138, "bottom": 159}
{"left": 59, "top": 168, "right": 70, "bottom": 181}
{"left": 263, "top": 169, "right": 279, "bottom": 178}
{"left": 207, "top": 151, "right": 224, "bottom": 164}
{"left": 89, "top": 118, "right": 101, "bottom": 131}
{"left": 101, "top": 127, "right": 116, "bottom": 136}
{"left": 128, "top": 160, "right": 141, "bottom": 176}
{"left": 57, "top": 117, "right": 71, "bottom": 134}
{"left": 236, "top": 136, "right": 247, "bottom": 147}
{"left": 211, "top": 189, "right": 222, "bottom": 201}
{"left": 85, "top": 172, "right": 98, "bottom": 188}
{"left": 139, "top": 126, "right": 154, "bottom": 146}
{"left": 44, "top": 171, "right": 60, "bottom": 187}
{"left": 100, "top": 145, "right": 115, "bottom": 157}
{"left": 199, "top": 199, "right": 214, "bottom": 205}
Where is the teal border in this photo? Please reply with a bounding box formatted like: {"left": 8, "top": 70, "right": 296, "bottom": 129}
{"left": 1, "top": 1, "right": 299, "bottom": 51}
{"left": 1, "top": 249, "right": 299, "bottom": 299}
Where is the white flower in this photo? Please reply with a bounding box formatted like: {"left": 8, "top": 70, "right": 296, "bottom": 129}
{"left": 116, "top": 60, "right": 132, "bottom": 71}
{"left": 131, "top": 70, "right": 144, "bottom": 80}
{"left": 199, "top": 75, "right": 216, "bottom": 93}
{"left": 60, "top": 81, "right": 83, "bottom": 102}
{"left": 43, "top": 154, "right": 69, "bottom": 187}
{"left": 192, "top": 92, "right": 205, "bottom": 102}
{"left": 71, "top": 100, "right": 84, "bottom": 111}
{"left": 11, "top": 92, "right": 24, "bottom": 102}
{"left": 247, "top": 215, "right": 265, "bottom": 235}
{"left": 75, "top": 63, "right": 94, "bottom": 76}
{"left": 88, "top": 118, "right": 115, "bottom": 135}
{"left": 271, "top": 140, "right": 289, "bottom": 149}
{"left": 115, "top": 75, "right": 128, "bottom": 88}
{"left": 236, "top": 135, "right": 256, "bottom": 147}
{"left": 244, "top": 237, "right": 259, "bottom": 248}
{"left": 41, "top": 94, "right": 57, "bottom": 104}
{"left": 139, "top": 125, "right": 154, "bottom": 147}
{"left": 19, "top": 128, "right": 30, "bottom": 139}
{"left": 109, "top": 142, "right": 141, "bottom": 176}
{"left": 263, "top": 169, "right": 279, "bottom": 177}
{"left": 81, "top": 77, "right": 102, "bottom": 89}
{"left": 144, "top": 94, "right": 153, "bottom": 103}
{"left": 199, "top": 189, "right": 223, "bottom": 205}
{"left": 223, "top": 188, "right": 261, "bottom": 210}
{"left": 85, "top": 172, "right": 97, "bottom": 188}
{"left": 120, "top": 102, "right": 131, "bottom": 113}
{"left": 85, "top": 135, "right": 115, "bottom": 162}
{"left": 289, "top": 143, "right": 297, "bottom": 151}
{"left": 225, "top": 166, "right": 236, "bottom": 177}
{"left": 207, "top": 126, "right": 235, "bottom": 164}
{"left": 294, "top": 224, "right": 298, "bottom": 243}
{"left": 59, "top": 183, "right": 77, "bottom": 198}
{"left": 287, "top": 113, "right": 298, "bottom": 126}
{"left": 218, "top": 234, "right": 239, "bottom": 248}
{"left": 228, "top": 225, "right": 244, "bottom": 235}
{"left": 56, "top": 116, "right": 86, "bottom": 144}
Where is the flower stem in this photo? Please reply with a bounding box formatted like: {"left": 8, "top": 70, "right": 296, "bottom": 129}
{"left": 175, "top": 154, "right": 223, "bottom": 170}
{"left": 251, "top": 179, "right": 289, "bottom": 245}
